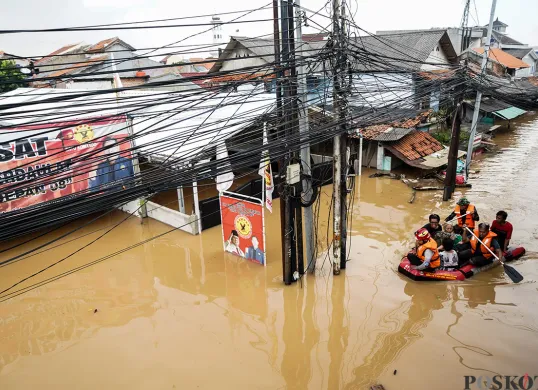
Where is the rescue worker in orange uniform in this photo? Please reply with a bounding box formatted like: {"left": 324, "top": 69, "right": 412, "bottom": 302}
{"left": 408, "top": 228, "right": 441, "bottom": 271}
{"left": 445, "top": 197, "right": 479, "bottom": 234}
{"left": 457, "top": 223, "right": 504, "bottom": 267}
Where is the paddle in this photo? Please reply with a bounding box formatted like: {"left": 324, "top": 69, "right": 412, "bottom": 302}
{"left": 464, "top": 227, "right": 523, "bottom": 283}
{"left": 446, "top": 212, "right": 471, "bottom": 224}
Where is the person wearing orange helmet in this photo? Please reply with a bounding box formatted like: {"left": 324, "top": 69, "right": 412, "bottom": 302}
{"left": 408, "top": 228, "right": 441, "bottom": 271}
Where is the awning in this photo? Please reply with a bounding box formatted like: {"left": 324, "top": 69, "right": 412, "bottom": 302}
{"left": 492, "top": 107, "right": 527, "bottom": 120}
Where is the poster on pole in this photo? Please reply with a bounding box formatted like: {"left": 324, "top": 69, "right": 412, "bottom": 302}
{"left": 220, "top": 191, "right": 266, "bottom": 266}
{"left": 0, "top": 116, "right": 133, "bottom": 213}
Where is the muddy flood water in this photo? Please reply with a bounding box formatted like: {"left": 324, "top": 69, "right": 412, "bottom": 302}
{"left": 1, "top": 115, "right": 538, "bottom": 390}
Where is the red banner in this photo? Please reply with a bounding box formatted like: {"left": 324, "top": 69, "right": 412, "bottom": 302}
{"left": 0, "top": 116, "right": 132, "bottom": 213}
{"left": 220, "top": 193, "right": 265, "bottom": 266}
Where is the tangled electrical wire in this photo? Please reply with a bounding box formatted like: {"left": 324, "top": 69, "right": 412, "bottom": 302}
{"left": 1, "top": 0, "right": 537, "bottom": 299}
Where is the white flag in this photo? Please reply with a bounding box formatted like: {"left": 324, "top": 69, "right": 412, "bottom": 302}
{"left": 259, "top": 123, "right": 273, "bottom": 213}
{"left": 216, "top": 142, "right": 234, "bottom": 192}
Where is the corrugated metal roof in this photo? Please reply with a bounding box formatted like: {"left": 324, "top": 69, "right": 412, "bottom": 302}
{"left": 352, "top": 30, "right": 457, "bottom": 71}
{"left": 468, "top": 98, "right": 512, "bottom": 113}
{"left": 35, "top": 43, "right": 82, "bottom": 64}
{"left": 373, "top": 127, "right": 414, "bottom": 141}
{"left": 491, "top": 30, "right": 523, "bottom": 46}
{"left": 493, "top": 107, "right": 527, "bottom": 120}
{"left": 209, "top": 37, "right": 325, "bottom": 73}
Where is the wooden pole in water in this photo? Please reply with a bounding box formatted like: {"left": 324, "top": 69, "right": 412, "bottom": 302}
{"left": 443, "top": 71, "right": 465, "bottom": 201}
{"left": 443, "top": 104, "right": 462, "bottom": 201}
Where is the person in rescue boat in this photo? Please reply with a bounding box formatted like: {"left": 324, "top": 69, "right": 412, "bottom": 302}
{"left": 457, "top": 222, "right": 504, "bottom": 267}
{"left": 491, "top": 210, "right": 513, "bottom": 252}
{"left": 436, "top": 223, "right": 462, "bottom": 249}
{"left": 445, "top": 197, "right": 479, "bottom": 234}
{"left": 423, "top": 214, "right": 442, "bottom": 237}
{"left": 408, "top": 228, "right": 441, "bottom": 271}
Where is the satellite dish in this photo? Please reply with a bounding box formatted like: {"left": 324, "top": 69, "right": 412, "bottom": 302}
{"left": 19, "top": 67, "right": 32, "bottom": 75}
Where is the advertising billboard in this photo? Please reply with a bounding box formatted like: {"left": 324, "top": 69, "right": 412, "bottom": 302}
{"left": 220, "top": 192, "right": 266, "bottom": 266}
{"left": 0, "top": 116, "right": 133, "bottom": 213}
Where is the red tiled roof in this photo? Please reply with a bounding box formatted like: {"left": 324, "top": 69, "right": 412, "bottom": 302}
{"left": 302, "top": 33, "right": 329, "bottom": 42}
{"left": 472, "top": 48, "right": 530, "bottom": 69}
{"left": 35, "top": 43, "right": 80, "bottom": 64}
{"left": 179, "top": 73, "right": 211, "bottom": 88}
{"left": 418, "top": 69, "right": 456, "bottom": 81}
{"left": 203, "top": 72, "right": 274, "bottom": 84}
{"left": 86, "top": 37, "right": 118, "bottom": 53}
{"left": 390, "top": 131, "right": 443, "bottom": 161}
{"left": 188, "top": 57, "right": 215, "bottom": 70}
{"left": 360, "top": 124, "right": 391, "bottom": 140}
{"left": 121, "top": 77, "right": 147, "bottom": 87}
{"left": 527, "top": 77, "right": 538, "bottom": 87}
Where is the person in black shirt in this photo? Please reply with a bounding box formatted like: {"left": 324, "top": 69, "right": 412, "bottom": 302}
{"left": 423, "top": 214, "right": 443, "bottom": 236}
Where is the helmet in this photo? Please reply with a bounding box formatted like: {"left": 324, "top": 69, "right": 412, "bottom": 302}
{"left": 415, "top": 228, "right": 431, "bottom": 241}
{"left": 457, "top": 197, "right": 470, "bottom": 206}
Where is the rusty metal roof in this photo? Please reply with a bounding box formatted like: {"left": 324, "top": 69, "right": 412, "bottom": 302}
{"left": 473, "top": 48, "right": 530, "bottom": 69}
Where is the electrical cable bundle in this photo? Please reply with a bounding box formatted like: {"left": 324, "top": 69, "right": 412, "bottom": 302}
{"left": 1, "top": 0, "right": 537, "bottom": 300}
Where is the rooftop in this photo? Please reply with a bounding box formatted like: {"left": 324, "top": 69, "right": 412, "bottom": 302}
{"left": 86, "top": 37, "right": 135, "bottom": 53}
{"left": 502, "top": 48, "right": 535, "bottom": 60}
{"left": 389, "top": 131, "right": 444, "bottom": 161}
{"left": 352, "top": 30, "right": 457, "bottom": 71}
{"left": 472, "top": 47, "right": 529, "bottom": 69}
{"left": 35, "top": 43, "right": 82, "bottom": 64}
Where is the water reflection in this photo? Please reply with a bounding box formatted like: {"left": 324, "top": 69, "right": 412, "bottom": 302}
{"left": 345, "top": 282, "right": 450, "bottom": 389}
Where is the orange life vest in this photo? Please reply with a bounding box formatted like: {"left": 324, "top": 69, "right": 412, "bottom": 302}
{"left": 417, "top": 238, "right": 441, "bottom": 268}
{"left": 454, "top": 204, "right": 476, "bottom": 228}
{"left": 470, "top": 229, "right": 497, "bottom": 259}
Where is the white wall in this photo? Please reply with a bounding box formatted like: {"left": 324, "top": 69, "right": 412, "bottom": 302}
{"left": 515, "top": 67, "right": 531, "bottom": 78}
{"left": 67, "top": 80, "right": 113, "bottom": 90}
{"left": 220, "top": 47, "right": 266, "bottom": 72}
{"left": 420, "top": 45, "right": 450, "bottom": 71}
{"left": 120, "top": 200, "right": 199, "bottom": 235}
{"left": 522, "top": 53, "right": 536, "bottom": 75}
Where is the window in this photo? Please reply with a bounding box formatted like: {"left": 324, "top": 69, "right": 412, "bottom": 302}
{"left": 436, "top": 46, "right": 439, "bottom": 51}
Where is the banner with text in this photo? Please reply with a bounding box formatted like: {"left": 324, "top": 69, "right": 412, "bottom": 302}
{"left": 220, "top": 192, "right": 265, "bottom": 266}
{"left": 0, "top": 116, "right": 133, "bottom": 213}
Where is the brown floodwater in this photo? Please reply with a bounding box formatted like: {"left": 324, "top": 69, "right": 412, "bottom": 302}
{"left": 1, "top": 115, "right": 538, "bottom": 389}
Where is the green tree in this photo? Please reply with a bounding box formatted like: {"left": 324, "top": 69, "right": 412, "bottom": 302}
{"left": 0, "top": 59, "right": 27, "bottom": 93}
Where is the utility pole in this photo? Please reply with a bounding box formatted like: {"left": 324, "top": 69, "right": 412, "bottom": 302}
{"left": 273, "top": 0, "right": 292, "bottom": 285}
{"left": 295, "top": 0, "right": 315, "bottom": 274}
{"left": 443, "top": 99, "right": 463, "bottom": 201}
{"left": 460, "top": 0, "right": 470, "bottom": 53}
{"left": 331, "top": 0, "right": 349, "bottom": 275}
{"left": 279, "top": 0, "right": 296, "bottom": 284}
{"left": 465, "top": 0, "right": 497, "bottom": 182}
{"left": 443, "top": 67, "right": 467, "bottom": 201}
{"left": 286, "top": 0, "right": 305, "bottom": 277}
